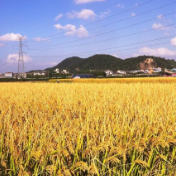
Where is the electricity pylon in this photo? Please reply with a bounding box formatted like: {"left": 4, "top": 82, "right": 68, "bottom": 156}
{"left": 17, "top": 36, "right": 25, "bottom": 78}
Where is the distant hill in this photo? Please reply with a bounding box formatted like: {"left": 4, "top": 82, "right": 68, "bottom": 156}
{"left": 45, "top": 54, "right": 176, "bottom": 72}
{"left": 45, "top": 56, "right": 83, "bottom": 72}
{"left": 45, "top": 54, "right": 123, "bottom": 72}
{"left": 122, "top": 56, "right": 176, "bottom": 70}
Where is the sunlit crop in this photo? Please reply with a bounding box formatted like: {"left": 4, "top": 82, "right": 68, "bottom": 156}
{"left": 1, "top": 80, "right": 176, "bottom": 175}
{"left": 50, "top": 77, "right": 176, "bottom": 83}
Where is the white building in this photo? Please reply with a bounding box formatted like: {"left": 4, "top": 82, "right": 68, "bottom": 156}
{"left": 62, "top": 70, "right": 69, "bottom": 74}
{"left": 171, "top": 68, "right": 176, "bottom": 72}
{"left": 117, "top": 70, "right": 126, "bottom": 74}
{"left": 152, "top": 67, "right": 162, "bottom": 73}
{"left": 54, "top": 68, "right": 59, "bottom": 73}
{"left": 0, "top": 73, "right": 4, "bottom": 78}
{"left": 105, "top": 70, "right": 113, "bottom": 76}
{"left": 33, "top": 71, "right": 48, "bottom": 76}
{"left": 18, "top": 73, "right": 27, "bottom": 78}
{"left": 4, "top": 72, "right": 13, "bottom": 78}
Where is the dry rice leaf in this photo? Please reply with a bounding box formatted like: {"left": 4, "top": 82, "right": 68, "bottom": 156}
{"left": 158, "top": 154, "right": 167, "bottom": 161}
{"left": 63, "top": 169, "right": 72, "bottom": 176}
{"left": 104, "top": 156, "right": 120, "bottom": 165}
{"left": 62, "top": 149, "right": 70, "bottom": 158}
{"left": 73, "top": 161, "right": 88, "bottom": 172}
{"left": 18, "top": 170, "right": 30, "bottom": 176}
{"left": 166, "top": 138, "right": 176, "bottom": 145}
{"left": 135, "top": 159, "right": 149, "bottom": 168}
{"left": 89, "top": 163, "right": 98, "bottom": 175}
{"left": 109, "top": 147, "right": 119, "bottom": 156}
{"left": 68, "top": 145, "right": 75, "bottom": 155}
{"left": 57, "top": 170, "right": 64, "bottom": 176}
{"left": 1, "top": 160, "right": 7, "bottom": 168}
{"left": 153, "top": 140, "right": 169, "bottom": 148}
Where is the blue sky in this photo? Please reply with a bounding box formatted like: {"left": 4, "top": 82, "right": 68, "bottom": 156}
{"left": 0, "top": 0, "right": 176, "bottom": 72}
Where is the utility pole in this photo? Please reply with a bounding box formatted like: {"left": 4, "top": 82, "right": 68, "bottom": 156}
{"left": 17, "top": 36, "right": 25, "bottom": 78}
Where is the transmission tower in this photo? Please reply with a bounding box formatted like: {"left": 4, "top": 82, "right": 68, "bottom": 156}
{"left": 17, "top": 36, "right": 25, "bottom": 78}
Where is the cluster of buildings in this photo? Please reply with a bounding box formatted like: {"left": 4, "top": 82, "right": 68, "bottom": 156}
{"left": 73, "top": 68, "right": 163, "bottom": 79}
{"left": 73, "top": 67, "right": 176, "bottom": 78}
{"left": 104, "top": 67, "right": 162, "bottom": 76}
{"left": 0, "top": 72, "right": 18, "bottom": 78}
{"left": 0, "top": 69, "right": 69, "bottom": 79}
{"left": 54, "top": 68, "right": 69, "bottom": 74}
{"left": 163, "top": 69, "right": 176, "bottom": 77}
{"left": 104, "top": 68, "right": 176, "bottom": 77}
{"left": 0, "top": 71, "right": 49, "bottom": 79}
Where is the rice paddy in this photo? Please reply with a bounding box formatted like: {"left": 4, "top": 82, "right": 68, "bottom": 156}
{"left": 1, "top": 78, "right": 176, "bottom": 175}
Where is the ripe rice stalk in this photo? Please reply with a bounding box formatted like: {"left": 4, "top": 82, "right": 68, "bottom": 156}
{"left": 1, "top": 81, "right": 176, "bottom": 175}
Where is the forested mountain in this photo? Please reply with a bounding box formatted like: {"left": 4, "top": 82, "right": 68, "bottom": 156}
{"left": 123, "top": 56, "right": 176, "bottom": 70}
{"left": 45, "top": 56, "right": 83, "bottom": 72}
{"left": 45, "top": 54, "right": 176, "bottom": 72}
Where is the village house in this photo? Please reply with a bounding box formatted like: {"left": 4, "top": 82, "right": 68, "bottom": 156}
{"left": 164, "top": 69, "right": 176, "bottom": 77}
{"left": 117, "top": 70, "right": 126, "bottom": 74}
{"left": 171, "top": 68, "right": 176, "bottom": 72}
{"left": 61, "top": 70, "right": 69, "bottom": 74}
{"left": 4, "top": 72, "right": 14, "bottom": 78}
{"left": 54, "top": 68, "right": 59, "bottom": 73}
{"left": 33, "top": 71, "right": 48, "bottom": 76}
{"left": 0, "top": 73, "right": 4, "bottom": 78}
{"left": 18, "top": 73, "right": 27, "bottom": 78}
{"left": 151, "top": 67, "right": 162, "bottom": 73}
{"left": 105, "top": 70, "right": 113, "bottom": 76}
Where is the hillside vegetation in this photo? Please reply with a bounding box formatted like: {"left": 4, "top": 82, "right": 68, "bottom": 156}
{"left": 45, "top": 54, "right": 176, "bottom": 72}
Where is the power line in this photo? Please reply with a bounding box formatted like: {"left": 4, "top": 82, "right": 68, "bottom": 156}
{"left": 84, "top": 0, "right": 156, "bottom": 27}
{"left": 0, "top": 62, "right": 17, "bottom": 69}
{"left": 81, "top": 1, "right": 176, "bottom": 32}
{"left": 37, "top": 0, "right": 174, "bottom": 42}
{"left": 28, "top": 15, "right": 176, "bottom": 50}
{"left": 29, "top": 35, "right": 175, "bottom": 58}
{"left": 28, "top": 12, "right": 176, "bottom": 49}
{"left": 0, "top": 42, "right": 17, "bottom": 61}
{"left": 26, "top": 0, "right": 157, "bottom": 42}
{"left": 42, "top": 41, "right": 173, "bottom": 58}
{"left": 27, "top": 0, "right": 122, "bottom": 37}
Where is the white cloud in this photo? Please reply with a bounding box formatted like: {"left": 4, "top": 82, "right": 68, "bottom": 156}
{"left": 76, "top": 25, "right": 89, "bottom": 37}
{"left": 33, "top": 37, "right": 50, "bottom": 42}
{"left": 152, "top": 23, "right": 164, "bottom": 29}
{"left": 0, "top": 43, "right": 5, "bottom": 47}
{"left": 171, "top": 36, "right": 176, "bottom": 46}
{"left": 152, "top": 23, "right": 171, "bottom": 31}
{"left": 55, "top": 14, "right": 63, "bottom": 21}
{"left": 131, "top": 13, "right": 136, "bottom": 17}
{"left": 54, "top": 24, "right": 89, "bottom": 37}
{"left": 0, "top": 33, "right": 26, "bottom": 41}
{"left": 136, "top": 47, "right": 176, "bottom": 56}
{"left": 67, "top": 9, "right": 96, "bottom": 20}
{"left": 157, "top": 14, "right": 163, "bottom": 19}
{"left": 117, "top": 3, "right": 124, "bottom": 8}
{"left": 75, "top": 0, "right": 105, "bottom": 4}
{"left": 36, "top": 62, "right": 58, "bottom": 66}
{"left": 165, "top": 32, "right": 170, "bottom": 36}
{"left": 99, "top": 9, "right": 110, "bottom": 18}
{"left": 7, "top": 54, "right": 32, "bottom": 64}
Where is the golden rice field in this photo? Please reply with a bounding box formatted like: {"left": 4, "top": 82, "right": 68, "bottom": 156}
{"left": 49, "top": 77, "right": 176, "bottom": 83}
{"left": 1, "top": 78, "right": 176, "bottom": 175}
